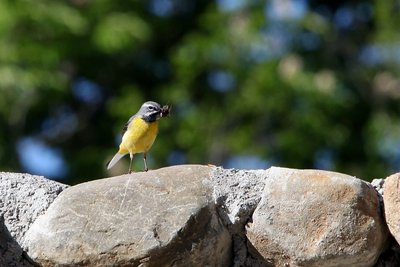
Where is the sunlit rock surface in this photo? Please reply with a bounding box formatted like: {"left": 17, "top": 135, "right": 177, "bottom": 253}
{"left": 1, "top": 165, "right": 397, "bottom": 266}
{"left": 246, "top": 167, "right": 388, "bottom": 267}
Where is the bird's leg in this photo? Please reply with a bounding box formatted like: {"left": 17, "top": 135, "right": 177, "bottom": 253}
{"left": 128, "top": 152, "right": 133, "bottom": 174}
{"left": 143, "top": 152, "right": 148, "bottom": 172}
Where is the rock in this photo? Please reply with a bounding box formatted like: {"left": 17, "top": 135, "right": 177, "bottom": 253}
{"left": 373, "top": 235, "right": 400, "bottom": 267}
{"left": 371, "top": 178, "right": 385, "bottom": 196}
{"left": 3, "top": 166, "right": 393, "bottom": 266}
{"left": 371, "top": 178, "right": 385, "bottom": 210}
{"left": 246, "top": 167, "right": 388, "bottom": 267}
{"left": 211, "top": 168, "right": 267, "bottom": 266}
{"left": 0, "top": 216, "right": 35, "bottom": 267}
{"left": 212, "top": 168, "right": 266, "bottom": 228}
{"left": 23, "top": 165, "right": 232, "bottom": 267}
{"left": 383, "top": 173, "right": 400, "bottom": 246}
{"left": 0, "top": 172, "right": 68, "bottom": 243}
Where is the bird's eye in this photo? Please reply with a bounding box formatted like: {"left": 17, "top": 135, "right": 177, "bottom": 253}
{"left": 148, "top": 106, "right": 154, "bottom": 110}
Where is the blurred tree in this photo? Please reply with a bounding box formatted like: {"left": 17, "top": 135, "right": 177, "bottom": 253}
{"left": 0, "top": 0, "right": 399, "bottom": 184}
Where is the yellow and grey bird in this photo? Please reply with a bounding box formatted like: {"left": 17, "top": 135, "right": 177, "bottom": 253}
{"left": 107, "top": 101, "right": 169, "bottom": 173}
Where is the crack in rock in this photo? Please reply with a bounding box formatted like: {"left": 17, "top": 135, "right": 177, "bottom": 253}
{"left": 152, "top": 224, "right": 162, "bottom": 246}
{"left": 209, "top": 167, "right": 269, "bottom": 267}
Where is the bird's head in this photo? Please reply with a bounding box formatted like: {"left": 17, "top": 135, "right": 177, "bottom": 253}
{"left": 138, "top": 101, "right": 163, "bottom": 122}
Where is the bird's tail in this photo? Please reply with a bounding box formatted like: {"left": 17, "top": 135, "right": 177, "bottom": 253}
{"left": 106, "top": 152, "right": 126, "bottom": 170}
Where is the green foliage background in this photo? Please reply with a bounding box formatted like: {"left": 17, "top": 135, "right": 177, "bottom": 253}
{"left": 1, "top": 0, "right": 400, "bottom": 184}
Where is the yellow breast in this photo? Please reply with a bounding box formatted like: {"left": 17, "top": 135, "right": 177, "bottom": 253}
{"left": 119, "top": 117, "right": 159, "bottom": 155}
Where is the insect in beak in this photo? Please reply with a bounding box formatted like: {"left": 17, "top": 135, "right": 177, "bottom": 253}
{"left": 161, "top": 105, "right": 171, "bottom": 117}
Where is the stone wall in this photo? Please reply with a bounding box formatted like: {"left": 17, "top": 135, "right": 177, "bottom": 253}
{"left": 1, "top": 165, "right": 400, "bottom": 267}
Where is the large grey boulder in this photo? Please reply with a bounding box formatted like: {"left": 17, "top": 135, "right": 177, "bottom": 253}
{"left": 23, "top": 165, "right": 232, "bottom": 267}
{"left": 246, "top": 167, "right": 388, "bottom": 267}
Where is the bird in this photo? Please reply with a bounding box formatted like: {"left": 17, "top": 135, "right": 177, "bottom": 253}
{"left": 107, "top": 101, "right": 170, "bottom": 173}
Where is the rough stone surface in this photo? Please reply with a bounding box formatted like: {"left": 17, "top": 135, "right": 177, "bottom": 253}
{"left": 23, "top": 165, "right": 232, "bottom": 267}
{"left": 0, "top": 216, "right": 35, "bottom": 267}
{"left": 210, "top": 168, "right": 267, "bottom": 266}
{"left": 246, "top": 167, "right": 388, "bottom": 267}
{"left": 372, "top": 178, "right": 385, "bottom": 196}
{"left": 371, "top": 178, "right": 385, "bottom": 211}
{"left": 0, "top": 172, "right": 68, "bottom": 243}
{"left": 383, "top": 173, "right": 400, "bottom": 246}
{"left": 211, "top": 168, "right": 266, "bottom": 228}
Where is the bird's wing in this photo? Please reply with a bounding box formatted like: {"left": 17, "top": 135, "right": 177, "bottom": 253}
{"left": 122, "top": 115, "right": 136, "bottom": 135}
